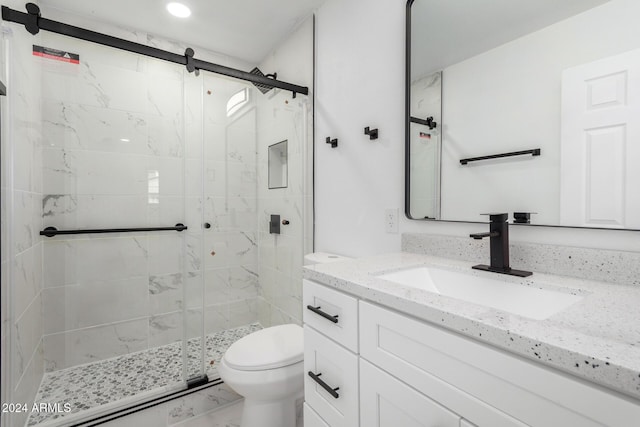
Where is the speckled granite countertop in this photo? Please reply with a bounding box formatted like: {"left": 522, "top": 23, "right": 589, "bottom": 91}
{"left": 303, "top": 252, "right": 640, "bottom": 400}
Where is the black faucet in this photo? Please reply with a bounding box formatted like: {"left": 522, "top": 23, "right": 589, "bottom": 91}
{"left": 470, "top": 213, "right": 532, "bottom": 277}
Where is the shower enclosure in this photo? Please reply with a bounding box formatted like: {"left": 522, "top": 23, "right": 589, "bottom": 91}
{"left": 1, "top": 6, "right": 312, "bottom": 426}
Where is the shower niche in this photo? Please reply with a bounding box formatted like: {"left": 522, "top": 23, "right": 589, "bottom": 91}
{"left": 268, "top": 140, "right": 288, "bottom": 189}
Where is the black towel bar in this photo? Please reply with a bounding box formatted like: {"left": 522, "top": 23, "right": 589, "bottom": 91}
{"left": 40, "top": 223, "right": 187, "bottom": 237}
{"left": 460, "top": 148, "right": 541, "bottom": 165}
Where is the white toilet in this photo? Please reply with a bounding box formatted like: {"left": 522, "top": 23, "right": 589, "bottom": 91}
{"left": 218, "top": 252, "right": 350, "bottom": 427}
{"left": 218, "top": 324, "right": 304, "bottom": 427}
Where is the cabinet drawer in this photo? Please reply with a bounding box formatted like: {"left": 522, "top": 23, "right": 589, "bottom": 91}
{"left": 360, "top": 301, "right": 640, "bottom": 427}
{"left": 303, "top": 279, "right": 358, "bottom": 352}
{"left": 360, "top": 358, "right": 460, "bottom": 427}
{"left": 304, "top": 403, "right": 330, "bottom": 427}
{"left": 304, "top": 325, "right": 358, "bottom": 427}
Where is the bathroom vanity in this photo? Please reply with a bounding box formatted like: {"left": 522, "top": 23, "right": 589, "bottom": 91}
{"left": 302, "top": 253, "right": 640, "bottom": 426}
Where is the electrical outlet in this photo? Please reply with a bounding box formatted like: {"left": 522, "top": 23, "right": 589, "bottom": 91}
{"left": 385, "top": 208, "right": 399, "bottom": 233}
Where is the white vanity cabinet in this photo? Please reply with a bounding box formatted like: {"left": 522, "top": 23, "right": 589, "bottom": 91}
{"left": 304, "top": 403, "right": 330, "bottom": 427}
{"left": 303, "top": 280, "right": 359, "bottom": 427}
{"left": 303, "top": 279, "right": 640, "bottom": 427}
{"left": 360, "top": 358, "right": 461, "bottom": 427}
{"left": 304, "top": 326, "right": 359, "bottom": 427}
{"left": 359, "top": 301, "right": 640, "bottom": 426}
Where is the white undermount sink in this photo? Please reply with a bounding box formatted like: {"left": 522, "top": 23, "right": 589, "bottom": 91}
{"left": 377, "top": 267, "right": 583, "bottom": 320}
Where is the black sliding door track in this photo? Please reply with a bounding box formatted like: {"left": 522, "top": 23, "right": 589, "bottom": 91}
{"left": 70, "top": 380, "right": 223, "bottom": 426}
{"left": 2, "top": 3, "right": 309, "bottom": 97}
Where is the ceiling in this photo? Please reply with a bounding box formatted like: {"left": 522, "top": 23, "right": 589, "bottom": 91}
{"left": 411, "top": 0, "right": 610, "bottom": 78}
{"left": 37, "top": 0, "right": 326, "bottom": 64}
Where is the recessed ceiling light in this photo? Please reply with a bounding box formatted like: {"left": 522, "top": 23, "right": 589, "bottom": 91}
{"left": 167, "top": 2, "right": 191, "bottom": 18}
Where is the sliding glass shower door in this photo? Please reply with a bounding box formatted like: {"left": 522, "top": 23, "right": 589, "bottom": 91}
{"left": 30, "top": 35, "right": 268, "bottom": 424}
{"left": 31, "top": 31, "right": 197, "bottom": 425}
{"left": 183, "top": 70, "right": 262, "bottom": 382}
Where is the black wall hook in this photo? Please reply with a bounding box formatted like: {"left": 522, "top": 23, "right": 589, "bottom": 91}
{"left": 326, "top": 137, "right": 338, "bottom": 148}
{"left": 364, "top": 126, "right": 379, "bottom": 140}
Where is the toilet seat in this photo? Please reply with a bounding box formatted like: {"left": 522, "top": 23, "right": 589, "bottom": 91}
{"left": 223, "top": 324, "right": 303, "bottom": 371}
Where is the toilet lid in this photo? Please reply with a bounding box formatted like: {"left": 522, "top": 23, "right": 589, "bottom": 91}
{"left": 223, "top": 324, "right": 304, "bottom": 371}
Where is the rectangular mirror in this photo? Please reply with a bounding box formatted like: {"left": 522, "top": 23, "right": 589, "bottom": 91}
{"left": 406, "top": 0, "right": 640, "bottom": 229}
{"left": 268, "top": 140, "right": 288, "bottom": 189}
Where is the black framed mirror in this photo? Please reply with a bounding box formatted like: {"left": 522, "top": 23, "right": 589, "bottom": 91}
{"left": 406, "top": 0, "right": 640, "bottom": 230}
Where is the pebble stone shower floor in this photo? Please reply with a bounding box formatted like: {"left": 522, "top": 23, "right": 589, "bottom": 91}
{"left": 27, "top": 323, "right": 262, "bottom": 426}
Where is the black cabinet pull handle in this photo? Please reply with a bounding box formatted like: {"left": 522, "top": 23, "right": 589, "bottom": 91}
{"left": 306, "top": 305, "right": 339, "bottom": 323}
{"left": 308, "top": 371, "right": 340, "bottom": 399}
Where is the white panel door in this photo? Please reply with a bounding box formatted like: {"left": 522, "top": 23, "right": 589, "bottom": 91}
{"left": 560, "top": 49, "right": 640, "bottom": 228}
{"left": 360, "top": 359, "right": 460, "bottom": 427}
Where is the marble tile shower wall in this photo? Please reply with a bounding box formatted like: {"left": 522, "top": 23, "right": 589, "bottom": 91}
{"left": 37, "top": 29, "right": 261, "bottom": 372}
{"left": 2, "top": 21, "right": 46, "bottom": 427}
{"left": 2, "top": 5, "right": 295, "bottom": 425}
{"left": 38, "top": 30, "right": 190, "bottom": 371}
{"left": 256, "top": 89, "right": 311, "bottom": 327}
{"left": 181, "top": 72, "right": 261, "bottom": 346}
{"left": 254, "top": 18, "right": 313, "bottom": 327}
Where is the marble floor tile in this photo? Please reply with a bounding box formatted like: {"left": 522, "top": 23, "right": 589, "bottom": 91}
{"left": 174, "top": 400, "right": 243, "bottom": 427}
{"left": 175, "top": 399, "right": 304, "bottom": 427}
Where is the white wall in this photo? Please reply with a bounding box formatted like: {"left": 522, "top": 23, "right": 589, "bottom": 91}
{"left": 315, "top": 0, "right": 406, "bottom": 257}
{"left": 314, "top": 0, "right": 640, "bottom": 257}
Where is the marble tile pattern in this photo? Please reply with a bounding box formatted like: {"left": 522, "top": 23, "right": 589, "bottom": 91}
{"left": 303, "top": 252, "right": 640, "bottom": 400}
{"left": 174, "top": 398, "right": 304, "bottom": 427}
{"left": 28, "top": 323, "right": 261, "bottom": 426}
{"left": 3, "top": 14, "right": 47, "bottom": 427}
{"left": 96, "top": 384, "right": 241, "bottom": 427}
{"left": 3, "top": 8, "right": 280, "bottom": 427}
{"left": 250, "top": 18, "right": 313, "bottom": 329}
{"left": 176, "top": 401, "right": 244, "bottom": 427}
{"left": 38, "top": 31, "right": 263, "bottom": 369}
{"left": 409, "top": 72, "right": 441, "bottom": 219}
{"left": 255, "top": 89, "right": 311, "bottom": 327}
{"left": 402, "top": 233, "right": 640, "bottom": 286}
